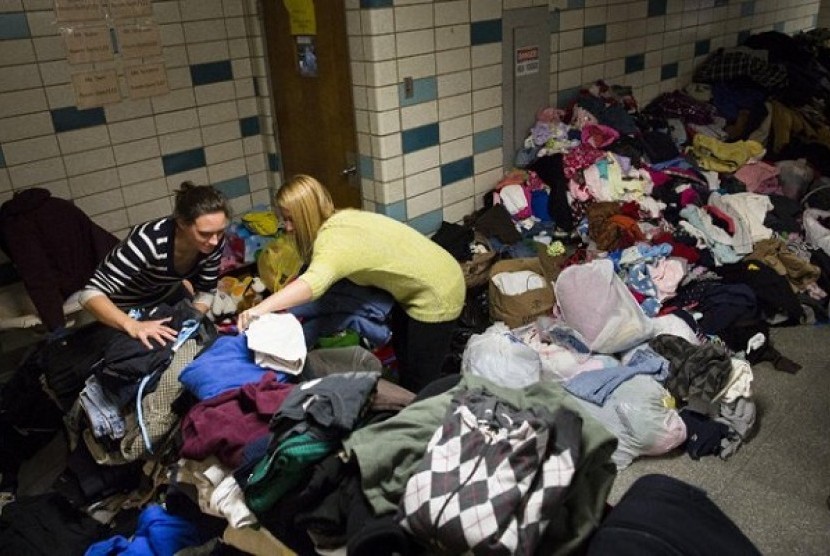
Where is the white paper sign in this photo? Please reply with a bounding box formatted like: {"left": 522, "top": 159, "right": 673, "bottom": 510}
{"left": 72, "top": 69, "right": 120, "bottom": 108}
{"left": 125, "top": 62, "right": 169, "bottom": 99}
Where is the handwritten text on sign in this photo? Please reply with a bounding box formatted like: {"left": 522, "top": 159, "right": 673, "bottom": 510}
{"left": 515, "top": 46, "right": 540, "bottom": 77}
{"left": 125, "top": 63, "right": 169, "bottom": 99}
{"left": 72, "top": 69, "right": 120, "bottom": 108}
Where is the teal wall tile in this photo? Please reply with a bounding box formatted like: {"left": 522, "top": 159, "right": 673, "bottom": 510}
{"left": 471, "top": 19, "right": 502, "bottom": 46}
{"left": 567, "top": 0, "right": 585, "bottom": 8}
{"left": 268, "top": 152, "right": 280, "bottom": 172}
{"left": 773, "top": 21, "right": 786, "bottom": 33}
{"left": 583, "top": 25, "right": 606, "bottom": 47}
{"left": 737, "top": 29, "right": 751, "bottom": 45}
{"left": 0, "top": 146, "right": 5, "bottom": 168}
{"left": 549, "top": 10, "right": 560, "bottom": 34}
{"left": 473, "top": 127, "right": 503, "bottom": 154}
{"left": 360, "top": 0, "right": 393, "bottom": 7}
{"left": 239, "top": 116, "right": 260, "bottom": 137}
{"left": 162, "top": 147, "right": 206, "bottom": 176}
{"left": 402, "top": 123, "right": 439, "bottom": 154}
{"left": 661, "top": 62, "right": 678, "bottom": 80}
{"left": 0, "top": 13, "right": 30, "bottom": 40}
{"left": 359, "top": 154, "right": 374, "bottom": 180}
{"left": 647, "top": 0, "right": 667, "bottom": 17}
{"left": 695, "top": 39, "right": 711, "bottom": 57}
{"left": 409, "top": 209, "right": 443, "bottom": 235}
{"left": 190, "top": 60, "right": 233, "bottom": 86}
{"left": 214, "top": 175, "right": 251, "bottom": 199}
{"left": 399, "top": 76, "right": 437, "bottom": 107}
{"left": 740, "top": 1, "right": 755, "bottom": 17}
{"left": 625, "top": 53, "right": 645, "bottom": 74}
{"left": 51, "top": 107, "right": 106, "bottom": 133}
{"left": 440, "top": 157, "right": 473, "bottom": 186}
{"left": 377, "top": 201, "right": 406, "bottom": 221}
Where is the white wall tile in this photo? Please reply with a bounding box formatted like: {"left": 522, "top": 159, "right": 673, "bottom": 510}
{"left": 180, "top": 0, "right": 223, "bottom": 21}
{"left": 436, "top": 24, "right": 470, "bottom": 51}
{"left": 127, "top": 197, "right": 171, "bottom": 225}
{"left": 166, "top": 168, "right": 208, "bottom": 192}
{"left": 378, "top": 179, "right": 404, "bottom": 204}
{"left": 395, "top": 4, "right": 434, "bottom": 32}
{"left": 201, "top": 121, "right": 240, "bottom": 146}
{"left": 122, "top": 178, "right": 169, "bottom": 206}
{"left": 0, "top": 112, "right": 55, "bottom": 143}
{"left": 206, "top": 139, "right": 244, "bottom": 165}
{"left": 187, "top": 40, "right": 230, "bottom": 64}
{"left": 439, "top": 114, "right": 472, "bottom": 143}
{"left": 436, "top": 47, "right": 471, "bottom": 75}
{"left": 406, "top": 188, "right": 441, "bottom": 219}
{"left": 56, "top": 127, "right": 111, "bottom": 155}
{"left": 401, "top": 100, "right": 437, "bottom": 129}
{"left": 370, "top": 109, "right": 401, "bottom": 135}
{"left": 208, "top": 158, "right": 246, "bottom": 183}
{"left": 437, "top": 70, "right": 471, "bottom": 97}
{"left": 396, "top": 29, "right": 435, "bottom": 58}
{"left": 473, "top": 148, "right": 501, "bottom": 174}
{"left": 443, "top": 197, "right": 474, "bottom": 223}
{"left": 8, "top": 156, "right": 66, "bottom": 188}
{"left": 474, "top": 166, "right": 502, "bottom": 195}
{"left": 405, "top": 167, "right": 440, "bottom": 197}
{"left": 117, "top": 158, "right": 165, "bottom": 186}
{"left": 439, "top": 136, "right": 472, "bottom": 163}
{"left": 113, "top": 137, "right": 161, "bottom": 166}
{"left": 471, "top": 43, "right": 500, "bottom": 68}
{"left": 197, "top": 100, "right": 238, "bottom": 126}
{"left": 396, "top": 53, "right": 436, "bottom": 80}
{"left": 442, "top": 177, "right": 473, "bottom": 205}
{"left": 0, "top": 39, "right": 36, "bottom": 65}
{"left": 159, "top": 128, "right": 203, "bottom": 154}
{"left": 473, "top": 85, "right": 501, "bottom": 112}
{"left": 183, "top": 20, "right": 228, "bottom": 43}
{"left": 403, "top": 145, "right": 439, "bottom": 175}
{"left": 108, "top": 116, "right": 157, "bottom": 144}
{"left": 104, "top": 98, "right": 154, "bottom": 122}
{"left": 361, "top": 7, "right": 393, "bottom": 34}
{"left": 64, "top": 147, "right": 115, "bottom": 177}
{"left": 69, "top": 168, "right": 120, "bottom": 197}
{"left": 371, "top": 134, "right": 402, "bottom": 159}
{"left": 0, "top": 88, "right": 47, "bottom": 118}
{"left": 438, "top": 92, "right": 472, "bottom": 120}
{"left": 4, "top": 134, "right": 59, "bottom": 165}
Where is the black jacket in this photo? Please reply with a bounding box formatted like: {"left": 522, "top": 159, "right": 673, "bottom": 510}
{"left": 0, "top": 188, "right": 118, "bottom": 330}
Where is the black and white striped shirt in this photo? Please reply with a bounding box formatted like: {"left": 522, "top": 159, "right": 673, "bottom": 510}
{"left": 82, "top": 217, "right": 224, "bottom": 309}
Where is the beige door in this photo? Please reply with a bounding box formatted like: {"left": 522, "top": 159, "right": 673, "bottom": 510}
{"left": 262, "top": 0, "right": 361, "bottom": 208}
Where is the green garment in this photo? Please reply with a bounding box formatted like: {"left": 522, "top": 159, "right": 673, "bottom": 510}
{"left": 342, "top": 374, "right": 618, "bottom": 556}
{"left": 301, "top": 210, "right": 465, "bottom": 323}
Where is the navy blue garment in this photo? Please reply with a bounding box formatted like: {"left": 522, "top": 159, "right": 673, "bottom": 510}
{"left": 288, "top": 279, "right": 394, "bottom": 348}
{"left": 587, "top": 474, "right": 760, "bottom": 555}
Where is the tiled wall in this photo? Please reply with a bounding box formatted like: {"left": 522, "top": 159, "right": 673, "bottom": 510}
{"left": 0, "top": 0, "right": 280, "bottom": 284}
{"left": 350, "top": 0, "right": 820, "bottom": 234}
{"left": 820, "top": 0, "right": 830, "bottom": 28}
{"left": 0, "top": 0, "right": 823, "bottom": 263}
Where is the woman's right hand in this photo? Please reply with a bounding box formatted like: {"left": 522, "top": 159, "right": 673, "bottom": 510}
{"left": 124, "top": 317, "right": 177, "bottom": 350}
{"left": 237, "top": 306, "right": 263, "bottom": 332}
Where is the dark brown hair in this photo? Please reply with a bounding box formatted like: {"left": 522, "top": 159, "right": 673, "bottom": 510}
{"left": 173, "top": 181, "right": 231, "bottom": 224}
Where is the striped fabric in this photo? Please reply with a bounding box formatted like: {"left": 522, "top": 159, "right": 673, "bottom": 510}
{"left": 85, "top": 217, "right": 224, "bottom": 308}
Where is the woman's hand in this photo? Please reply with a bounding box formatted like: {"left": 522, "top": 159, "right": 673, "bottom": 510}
{"left": 124, "top": 317, "right": 178, "bottom": 349}
{"left": 237, "top": 306, "right": 263, "bottom": 332}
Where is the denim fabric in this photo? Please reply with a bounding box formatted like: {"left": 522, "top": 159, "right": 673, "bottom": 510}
{"left": 79, "top": 375, "right": 126, "bottom": 440}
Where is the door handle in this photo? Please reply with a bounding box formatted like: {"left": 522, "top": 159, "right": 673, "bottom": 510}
{"left": 341, "top": 166, "right": 357, "bottom": 176}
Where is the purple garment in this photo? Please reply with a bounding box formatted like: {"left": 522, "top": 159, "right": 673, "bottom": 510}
{"left": 180, "top": 372, "right": 294, "bottom": 467}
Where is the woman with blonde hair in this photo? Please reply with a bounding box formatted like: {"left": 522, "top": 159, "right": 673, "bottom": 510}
{"left": 238, "top": 174, "right": 465, "bottom": 392}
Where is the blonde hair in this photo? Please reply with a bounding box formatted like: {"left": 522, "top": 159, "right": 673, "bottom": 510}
{"left": 275, "top": 174, "right": 335, "bottom": 261}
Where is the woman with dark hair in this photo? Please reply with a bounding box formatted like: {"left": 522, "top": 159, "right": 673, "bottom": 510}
{"left": 80, "top": 182, "right": 230, "bottom": 349}
{"left": 238, "top": 174, "right": 464, "bottom": 392}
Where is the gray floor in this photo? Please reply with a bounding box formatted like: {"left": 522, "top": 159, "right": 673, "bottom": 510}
{"left": 3, "top": 325, "right": 830, "bottom": 554}
{"left": 608, "top": 324, "right": 830, "bottom": 555}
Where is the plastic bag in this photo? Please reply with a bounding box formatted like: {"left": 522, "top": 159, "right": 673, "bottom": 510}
{"left": 256, "top": 233, "right": 303, "bottom": 293}
{"left": 461, "top": 322, "right": 541, "bottom": 388}
{"left": 555, "top": 259, "right": 654, "bottom": 354}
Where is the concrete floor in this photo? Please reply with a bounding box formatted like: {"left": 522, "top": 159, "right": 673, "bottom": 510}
{"left": 4, "top": 324, "right": 830, "bottom": 554}
{"left": 608, "top": 324, "right": 830, "bottom": 555}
